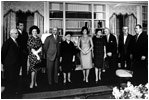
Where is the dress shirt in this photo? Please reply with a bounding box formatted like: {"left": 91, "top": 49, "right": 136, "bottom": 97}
{"left": 136, "top": 31, "right": 141, "bottom": 41}
{"left": 53, "top": 35, "right": 57, "bottom": 40}
{"left": 107, "top": 34, "right": 110, "bottom": 42}
{"left": 124, "top": 35, "right": 127, "bottom": 44}
{"left": 18, "top": 29, "right": 22, "bottom": 34}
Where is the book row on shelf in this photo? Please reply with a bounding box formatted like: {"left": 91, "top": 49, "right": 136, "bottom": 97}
{"left": 50, "top": 20, "right": 63, "bottom": 28}
{"left": 49, "top": 19, "right": 105, "bottom": 29}
{"left": 66, "top": 20, "right": 91, "bottom": 29}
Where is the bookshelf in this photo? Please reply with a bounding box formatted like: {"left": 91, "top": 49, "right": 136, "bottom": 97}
{"left": 49, "top": 2, "right": 63, "bottom": 31}
{"left": 94, "top": 4, "right": 106, "bottom": 29}
{"left": 66, "top": 19, "right": 91, "bottom": 30}
{"left": 65, "top": 3, "right": 92, "bottom": 35}
{"left": 142, "top": 6, "right": 147, "bottom": 32}
{"left": 49, "top": 2, "right": 106, "bottom": 36}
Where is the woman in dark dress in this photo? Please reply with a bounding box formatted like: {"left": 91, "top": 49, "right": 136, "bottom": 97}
{"left": 60, "top": 32, "right": 76, "bottom": 84}
{"left": 27, "top": 25, "right": 42, "bottom": 88}
{"left": 93, "top": 29, "right": 106, "bottom": 83}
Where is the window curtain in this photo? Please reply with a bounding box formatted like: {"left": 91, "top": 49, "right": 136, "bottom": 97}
{"left": 109, "top": 13, "right": 118, "bottom": 45}
{"left": 109, "top": 13, "right": 137, "bottom": 45}
{"left": 3, "top": 10, "right": 16, "bottom": 42}
{"left": 34, "top": 11, "right": 44, "bottom": 36}
{"left": 125, "top": 14, "right": 137, "bottom": 36}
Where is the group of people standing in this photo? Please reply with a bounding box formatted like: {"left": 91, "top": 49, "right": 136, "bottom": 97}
{"left": 1, "top": 22, "right": 148, "bottom": 95}
{"left": 77, "top": 27, "right": 119, "bottom": 84}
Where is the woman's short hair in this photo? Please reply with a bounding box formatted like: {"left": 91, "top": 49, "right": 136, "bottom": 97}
{"left": 29, "top": 25, "right": 40, "bottom": 35}
{"left": 81, "top": 26, "right": 89, "bottom": 34}
{"left": 95, "top": 29, "right": 103, "bottom": 34}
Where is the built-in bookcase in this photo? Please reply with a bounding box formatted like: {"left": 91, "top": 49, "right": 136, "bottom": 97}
{"left": 49, "top": 2, "right": 106, "bottom": 36}
{"left": 94, "top": 4, "right": 106, "bottom": 29}
{"left": 49, "top": 2, "right": 63, "bottom": 34}
{"left": 65, "top": 3, "right": 92, "bottom": 35}
{"left": 142, "top": 6, "right": 147, "bottom": 33}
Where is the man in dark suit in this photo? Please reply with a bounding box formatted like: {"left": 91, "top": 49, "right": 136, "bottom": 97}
{"left": 1, "top": 29, "right": 21, "bottom": 94}
{"left": 16, "top": 22, "right": 29, "bottom": 84}
{"left": 104, "top": 28, "right": 118, "bottom": 84}
{"left": 132, "top": 24, "right": 148, "bottom": 85}
{"left": 44, "top": 27, "right": 61, "bottom": 85}
{"left": 118, "top": 26, "right": 134, "bottom": 70}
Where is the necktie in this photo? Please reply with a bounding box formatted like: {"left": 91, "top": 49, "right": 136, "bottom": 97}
{"left": 136, "top": 33, "right": 139, "bottom": 42}
{"left": 54, "top": 35, "right": 57, "bottom": 40}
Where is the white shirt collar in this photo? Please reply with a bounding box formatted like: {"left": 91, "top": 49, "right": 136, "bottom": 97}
{"left": 18, "top": 29, "right": 22, "bottom": 34}
{"left": 66, "top": 40, "right": 70, "bottom": 44}
{"left": 124, "top": 35, "right": 127, "bottom": 44}
{"left": 137, "top": 31, "right": 142, "bottom": 38}
{"left": 11, "top": 36, "right": 16, "bottom": 42}
{"left": 107, "top": 34, "right": 110, "bottom": 42}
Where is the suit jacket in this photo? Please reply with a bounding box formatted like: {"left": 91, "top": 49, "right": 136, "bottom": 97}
{"left": 118, "top": 34, "right": 134, "bottom": 60}
{"left": 1, "top": 38, "right": 20, "bottom": 68}
{"left": 43, "top": 34, "right": 61, "bottom": 61}
{"left": 16, "top": 30, "right": 29, "bottom": 55}
{"left": 133, "top": 32, "right": 148, "bottom": 61}
{"left": 105, "top": 34, "right": 117, "bottom": 56}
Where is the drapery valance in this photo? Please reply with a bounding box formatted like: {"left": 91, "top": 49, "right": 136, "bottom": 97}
{"left": 3, "top": 1, "right": 44, "bottom": 16}
{"left": 109, "top": 4, "right": 137, "bottom": 18}
{"left": 3, "top": 1, "right": 44, "bottom": 42}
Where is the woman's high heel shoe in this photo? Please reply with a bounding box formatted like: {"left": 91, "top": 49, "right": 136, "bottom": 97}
{"left": 29, "top": 83, "right": 34, "bottom": 88}
{"left": 86, "top": 79, "right": 89, "bottom": 83}
{"left": 35, "top": 82, "right": 38, "bottom": 87}
{"left": 83, "top": 78, "right": 85, "bottom": 82}
{"left": 68, "top": 79, "right": 71, "bottom": 83}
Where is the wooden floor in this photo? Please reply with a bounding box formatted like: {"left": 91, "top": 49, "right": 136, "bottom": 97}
{"left": 22, "top": 85, "right": 113, "bottom": 99}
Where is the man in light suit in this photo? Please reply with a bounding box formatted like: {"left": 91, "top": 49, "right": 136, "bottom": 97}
{"left": 118, "top": 26, "right": 134, "bottom": 70}
{"left": 1, "top": 29, "right": 21, "bottom": 94}
{"left": 44, "top": 27, "right": 61, "bottom": 85}
{"left": 132, "top": 24, "right": 148, "bottom": 85}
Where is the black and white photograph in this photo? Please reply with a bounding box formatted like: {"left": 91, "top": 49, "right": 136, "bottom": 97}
{"left": 1, "top": 1, "right": 148, "bottom": 99}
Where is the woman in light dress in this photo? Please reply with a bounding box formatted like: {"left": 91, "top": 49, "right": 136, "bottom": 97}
{"left": 78, "top": 26, "right": 93, "bottom": 83}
